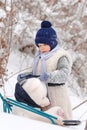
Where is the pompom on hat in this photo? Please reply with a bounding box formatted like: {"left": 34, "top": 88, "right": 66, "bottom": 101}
{"left": 35, "top": 20, "right": 58, "bottom": 50}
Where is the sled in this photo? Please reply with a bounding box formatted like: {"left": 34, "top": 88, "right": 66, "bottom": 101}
{"left": 0, "top": 93, "right": 81, "bottom": 126}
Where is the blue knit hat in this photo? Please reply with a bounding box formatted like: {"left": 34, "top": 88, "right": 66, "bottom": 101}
{"left": 35, "top": 21, "right": 58, "bottom": 50}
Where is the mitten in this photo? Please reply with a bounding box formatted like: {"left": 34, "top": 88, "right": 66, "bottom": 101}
{"left": 17, "top": 72, "right": 32, "bottom": 82}
{"left": 39, "top": 72, "right": 49, "bottom": 82}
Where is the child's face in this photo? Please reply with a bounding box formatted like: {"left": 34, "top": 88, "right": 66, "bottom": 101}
{"left": 38, "top": 44, "right": 51, "bottom": 53}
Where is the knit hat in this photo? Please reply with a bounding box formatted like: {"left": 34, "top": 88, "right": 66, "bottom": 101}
{"left": 35, "top": 20, "right": 58, "bottom": 50}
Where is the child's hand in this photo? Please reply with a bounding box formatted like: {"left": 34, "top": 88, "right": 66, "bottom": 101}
{"left": 39, "top": 72, "right": 49, "bottom": 81}
{"left": 17, "top": 72, "right": 32, "bottom": 82}
{"left": 57, "top": 116, "right": 64, "bottom": 126}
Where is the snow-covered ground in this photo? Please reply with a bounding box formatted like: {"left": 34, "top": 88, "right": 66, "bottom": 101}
{"left": 0, "top": 50, "right": 87, "bottom": 130}
{"left": 0, "top": 112, "right": 78, "bottom": 130}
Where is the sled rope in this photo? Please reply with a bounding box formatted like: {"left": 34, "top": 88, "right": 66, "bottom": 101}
{"left": 0, "top": 93, "right": 57, "bottom": 124}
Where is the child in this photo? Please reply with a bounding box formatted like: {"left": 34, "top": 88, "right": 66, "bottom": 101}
{"left": 14, "top": 20, "right": 72, "bottom": 121}
{"left": 33, "top": 20, "right": 72, "bottom": 119}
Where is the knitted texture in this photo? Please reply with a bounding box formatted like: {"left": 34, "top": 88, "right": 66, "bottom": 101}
{"left": 35, "top": 20, "right": 58, "bottom": 50}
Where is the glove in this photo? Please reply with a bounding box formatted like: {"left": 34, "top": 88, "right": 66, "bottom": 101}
{"left": 17, "top": 72, "right": 32, "bottom": 82}
{"left": 39, "top": 72, "right": 49, "bottom": 82}
{"left": 17, "top": 72, "right": 40, "bottom": 83}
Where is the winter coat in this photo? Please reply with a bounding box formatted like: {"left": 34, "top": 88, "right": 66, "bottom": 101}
{"left": 35, "top": 48, "right": 72, "bottom": 120}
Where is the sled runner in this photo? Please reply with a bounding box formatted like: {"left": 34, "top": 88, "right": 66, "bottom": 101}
{"left": 0, "top": 93, "right": 81, "bottom": 126}
{"left": 63, "top": 120, "right": 81, "bottom": 126}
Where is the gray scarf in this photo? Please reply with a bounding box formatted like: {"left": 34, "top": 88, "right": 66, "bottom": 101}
{"left": 32, "top": 45, "right": 59, "bottom": 76}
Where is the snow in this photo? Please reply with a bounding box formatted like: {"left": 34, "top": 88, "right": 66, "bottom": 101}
{"left": 0, "top": 112, "right": 76, "bottom": 130}
{"left": 0, "top": 22, "right": 5, "bottom": 28}
{"left": 6, "top": 6, "right": 11, "bottom": 11}
{"left": 0, "top": 9, "right": 6, "bottom": 18}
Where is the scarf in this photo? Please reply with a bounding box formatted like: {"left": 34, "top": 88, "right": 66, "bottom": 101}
{"left": 32, "top": 45, "right": 59, "bottom": 76}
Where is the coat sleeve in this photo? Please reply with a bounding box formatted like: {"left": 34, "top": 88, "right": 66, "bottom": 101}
{"left": 47, "top": 56, "right": 71, "bottom": 84}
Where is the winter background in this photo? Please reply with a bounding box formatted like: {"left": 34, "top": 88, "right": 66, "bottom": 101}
{"left": 0, "top": 0, "right": 87, "bottom": 129}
